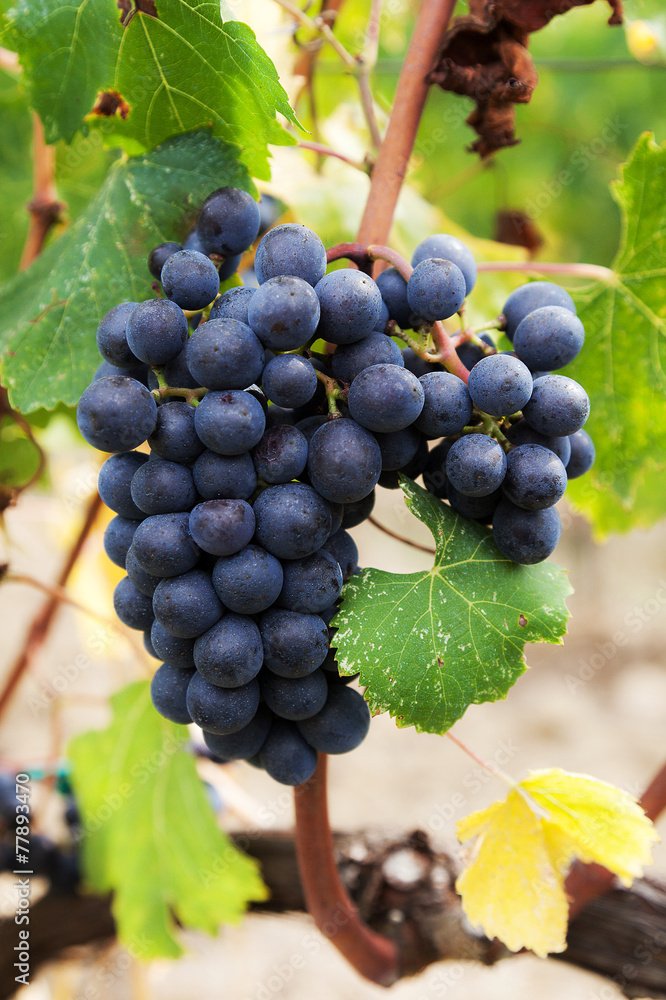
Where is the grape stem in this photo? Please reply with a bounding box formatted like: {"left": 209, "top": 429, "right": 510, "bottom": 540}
{"left": 294, "top": 755, "right": 400, "bottom": 985}
{"left": 477, "top": 261, "right": 615, "bottom": 282}
{"left": 19, "top": 113, "right": 66, "bottom": 270}
{"left": 297, "top": 140, "right": 370, "bottom": 173}
{"left": 151, "top": 385, "right": 208, "bottom": 405}
{"left": 315, "top": 369, "right": 346, "bottom": 417}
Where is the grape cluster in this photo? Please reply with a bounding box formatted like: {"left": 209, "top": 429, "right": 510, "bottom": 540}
{"left": 77, "top": 186, "right": 594, "bottom": 784}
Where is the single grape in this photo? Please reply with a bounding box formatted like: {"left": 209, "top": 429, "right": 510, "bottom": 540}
{"left": 254, "top": 223, "right": 327, "bottom": 287}
{"left": 398, "top": 435, "right": 429, "bottom": 481}
{"left": 331, "top": 332, "right": 403, "bottom": 384}
{"left": 278, "top": 550, "right": 343, "bottom": 614}
{"left": 297, "top": 685, "right": 370, "bottom": 754}
{"left": 348, "top": 364, "right": 424, "bottom": 433}
{"left": 203, "top": 705, "right": 272, "bottom": 760}
{"left": 492, "top": 499, "right": 562, "bottom": 564}
{"left": 194, "top": 390, "right": 266, "bottom": 456}
{"left": 502, "top": 443, "right": 567, "bottom": 510}
{"left": 506, "top": 418, "right": 571, "bottom": 466}
{"left": 148, "top": 401, "right": 204, "bottom": 465}
{"left": 261, "top": 354, "right": 317, "bottom": 408}
{"left": 77, "top": 377, "right": 157, "bottom": 453}
{"left": 194, "top": 614, "right": 263, "bottom": 687}
{"left": 566, "top": 429, "right": 596, "bottom": 479}
{"left": 422, "top": 440, "right": 451, "bottom": 498}
{"left": 98, "top": 451, "right": 149, "bottom": 518}
{"left": 183, "top": 227, "right": 206, "bottom": 254}
{"left": 375, "top": 267, "right": 412, "bottom": 329}
{"left": 186, "top": 318, "right": 264, "bottom": 391}
{"left": 193, "top": 450, "right": 257, "bottom": 501}
{"left": 150, "top": 665, "right": 195, "bottom": 725}
{"left": 186, "top": 672, "right": 260, "bottom": 735}
{"left": 307, "top": 418, "right": 382, "bottom": 504}
{"left": 218, "top": 253, "right": 242, "bottom": 281}
{"left": 266, "top": 405, "right": 297, "bottom": 428}
{"left": 247, "top": 275, "right": 321, "bottom": 351}
{"left": 415, "top": 372, "right": 473, "bottom": 437}
{"left": 209, "top": 286, "right": 256, "bottom": 325}
{"left": 130, "top": 458, "right": 197, "bottom": 515}
{"left": 446, "top": 435, "right": 507, "bottom": 497}
{"left": 341, "top": 491, "right": 375, "bottom": 528}
{"left": 150, "top": 620, "right": 196, "bottom": 669}
{"left": 378, "top": 299, "right": 390, "bottom": 332}
{"left": 252, "top": 425, "right": 309, "bottom": 484}
{"left": 195, "top": 187, "right": 260, "bottom": 256}
{"left": 326, "top": 501, "right": 344, "bottom": 539}
{"left": 513, "top": 306, "right": 585, "bottom": 371}
{"left": 144, "top": 629, "right": 158, "bottom": 658}
{"left": 96, "top": 302, "right": 142, "bottom": 368}
{"left": 314, "top": 269, "right": 383, "bottom": 345}
{"left": 260, "top": 719, "right": 318, "bottom": 785}
{"left": 132, "top": 512, "right": 200, "bottom": 578}
{"left": 502, "top": 281, "right": 576, "bottom": 341}
{"left": 125, "top": 543, "right": 160, "bottom": 597}
{"left": 456, "top": 333, "right": 495, "bottom": 371}
{"left": 159, "top": 347, "right": 201, "bottom": 392}
{"left": 373, "top": 426, "right": 421, "bottom": 471}
{"left": 126, "top": 299, "right": 188, "bottom": 365}
{"left": 153, "top": 569, "right": 224, "bottom": 638}
{"left": 295, "top": 414, "right": 327, "bottom": 443}
{"left": 466, "top": 354, "right": 533, "bottom": 417}
{"left": 189, "top": 499, "right": 255, "bottom": 557}
{"left": 522, "top": 374, "right": 589, "bottom": 436}
{"left": 411, "top": 234, "right": 477, "bottom": 295}
{"left": 148, "top": 241, "right": 182, "bottom": 280}
{"left": 406, "top": 258, "right": 466, "bottom": 322}
{"left": 321, "top": 528, "right": 358, "bottom": 581}
{"left": 113, "top": 577, "right": 155, "bottom": 631}
{"left": 212, "top": 544, "right": 284, "bottom": 615}
{"left": 446, "top": 481, "right": 502, "bottom": 520}
{"left": 261, "top": 669, "right": 328, "bottom": 722}
{"left": 253, "top": 483, "right": 332, "bottom": 559}
{"left": 161, "top": 250, "right": 220, "bottom": 310}
{"left": 104, "top": 515, "right": 141, "bottom": 568}
{"left": 401, "top": 349, "right": 443, "bottom": 379}
{"left": 260, "top": 609, "right": 329, "bottom": 677}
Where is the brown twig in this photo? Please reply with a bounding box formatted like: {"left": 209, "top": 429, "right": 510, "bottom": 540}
{"left": 0, "top": 492, "right": 102, "bottom": 722}
{"left": 297, "top": 140, "right": 369, "bottom": 172}
{"left": 369, "top": 514, "right": 435, "bottom": 555}
{"left": 19, "top": 113, "right": 66, "bottom": 270}
{"left": 356, "top": 0, "right": 458, "bottom": 251}
{"left": 293, "top": 755, "right": 401, "bottom": 985}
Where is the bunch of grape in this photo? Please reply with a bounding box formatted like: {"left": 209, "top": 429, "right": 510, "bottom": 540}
{"left": 77, "top": 185, "right": 594, "bottom": 785}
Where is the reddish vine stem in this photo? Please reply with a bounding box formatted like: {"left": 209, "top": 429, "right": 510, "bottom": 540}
{"left": 293, "top": 754, "right": 400, "bottom": 984}
{"left": 19, "top": 113, "right": 65, "bottom": 270}
{"left": 369, "top": 514, "right": 435, "bottom": 554}
{"left": 0, "top": 491, "right": 102, "bottom": 723}
{"left": 566, "top": 760, "right": 666, "bottom": 921}
{"left": 356, "top": 0, "right": 458, "bottom": 252}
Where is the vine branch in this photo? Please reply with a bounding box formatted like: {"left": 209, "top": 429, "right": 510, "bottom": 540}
{"left": 0, "top": 491, "right": 102, "bottom": 723}
{"left": 19, "top": 113, "right": 65, "bottom": 270}
{"left": 476, "top": 261, "right": 615, "bottom": 282}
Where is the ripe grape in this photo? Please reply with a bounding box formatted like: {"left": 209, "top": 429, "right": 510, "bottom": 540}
{"left": 502, "top": 281, "right": 576, "bottom": 341}
{"left": 415, "top": 371, "right": 473, "bottom": 437}
{"left": 104, "top": 515, "right": 141, "bottom": 568}
{"left": 259, "top": 719, "right": 318, "bottom": 785}
{"left": 202, "top": 705, "right": 272, "bottom": 760}
{"left": 130, "top": 458, "right": 197, "bottom": 515}
{"left": 502, "top": 443, "right": 567, "bottom": 510}
{"left": 253, "top": 483, "right": 332, "bottom": 559}
{"left": 150, "top": 620, "right": 196, "bottom": 670}
{"left": 195, "top": 187, "right": 260, "bottom": 256}
{"left": 307, "top": 418, "right": 382, "bottom": 503}
{"left": 466, "top": 354, "right": 533, "bottom": 417}
{"left": 411, "top": 234, "right": 477, "bottom": 295}
{"left": 113, "top": 577, "right": 154, "bottom": 631}
{"left": 261, "top": 354, "right": 317, "bottom": 408}
{"left": 96, "top": 302, "right": 141, "bottom": 368}
{"left": 132, "top": 512, "right": 200, "bottom": 578}
{"left": 193, "top": 614, "right": 264, "bottom": 687}
{"left": 348, "top": 364, "right": 424, "bottom": 433}
{"left": 252, "top": 425, "right": 309, "bottom": 483}
{"left": 492, "top": 499, "right": 562, "bottom": 564}
{"left": 522, "top": 374, "right": 590, "bottom": 436}
{"left": 314, "top": 270, "right": 383, "bottom": 345}
{"left": 194, "top": 390, "right": 266, "bottom": 455}
{"left": 506, "top": 418, "right": 571, "bottom": 466}
{"left": 98, "top": 451, "right": 149, "bottom": 518}
{"left": 148, "top": 401, "right": 204, "bottom": 465}
{"left": 297, "top": 685, "right": 371, "bottom": 754}
{"left": 186, "top": 672, "right": 260, "bottom": 735}
{"left": 192, "top": 450, "right": 257, "bottom": 501}
{"left": 126, "top": 299, "right": 188, "bottom": 365}
{"left": 566, "top": 429, "right": 596, "bottom": 479}
{"left": 247, "top": 275, "right": 321, "bottom": 351}
{"left": 186, "top": 318, "right": 264, "bottom": 390}
{"left": 375, "top": 267, "right": 412, "bottom": 329}
{"left": 513, "top": 306, "right": 585, "bottom": 371}
{"left": 212, "top": 545, "right": 284, "bottom": 615}
{"left": 321, "top": 528, "right": 358, "bottom": 581}
{"left": 446, "top": 435, "right": 507, "bottom": 497}
{"left": 161, "top": 249, "right": 220, "bottom": 310}
{"left": 261, "top": 669, "right": 328, "bottom": 721}
{"left": 189, "top": 499, "right": 256, "bottom": 557}
{"left": 152, "top": 569, "right": 223, "bottom": 638}
{"left": 150, "top": 664, "right": 195, "bottom": 725}
{"left": 209, "top": 286, "right": 256, "bottom": 325}
{"left": 407, "top": 258, "right": 466, "bottom": 321}
{"left": 148, "top": 241, "right": 182, "bottom": 280}
{"left": 278, "top": 550, "right": 343, "bottom": 614}
{"left": 254, "top": 223, "right": 327, "bottom": 287}
{"left": 77, "top": 376, "right": 157, "bottom": 453}
{"left": 330, "top": 332, "right": 403, "bottom": 384}
{"left": 260, "top": 609, "right": 329, "bottom": 676}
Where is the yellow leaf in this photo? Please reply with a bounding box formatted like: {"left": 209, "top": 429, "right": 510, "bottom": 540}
{"left": 455, "top": 769, "right": 659, "bottom": 957}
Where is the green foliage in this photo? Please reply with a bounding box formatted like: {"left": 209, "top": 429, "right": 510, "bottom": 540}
{"left": 566, "top": 132, "right": 666, "bottom": 534}
{"left": 0, "top": 130, "right": 251, "bottom": 413}
{"left": 333, "top": 478, "right": 572, "bottom": 735}
{"left": 68, "top": 681, "right": 268, "bottom": 959}
{"left": 5, "top": 0, "right": 297, "bottom": 179}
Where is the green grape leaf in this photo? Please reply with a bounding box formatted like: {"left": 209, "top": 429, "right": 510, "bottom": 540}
{"left": 68, "top": 681, "right": 267, "bottom": 959}
{"left": 334, "top": 478, "right": 571, "bottom": 735}
{"left": 4, "top": 0, "right": 297, "bottom": 179}
{"left": 565, "top": 132, "right": 666, "bottom": 534}
{"left": 0, "top": 130, "right": 250, "bottom": 413}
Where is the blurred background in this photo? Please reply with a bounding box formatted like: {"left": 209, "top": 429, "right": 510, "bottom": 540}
{"left": 1, "top": 0, "right": 666, "bottom": 997}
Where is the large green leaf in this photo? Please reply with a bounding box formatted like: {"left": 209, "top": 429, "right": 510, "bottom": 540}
{"left": 566, "top": 132, "right": 666, "bottom": 534}
{"left": 0, "top": 130, "right": 250, "bottom": 413}
{"left": 334, "top": 478, "right": 571, "bottom": 735}
{"left": 68, "top": 681, "right": 267, "bottom": 959}
{"left": 4, "top": 0, "right": 297, "bottom": 178}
